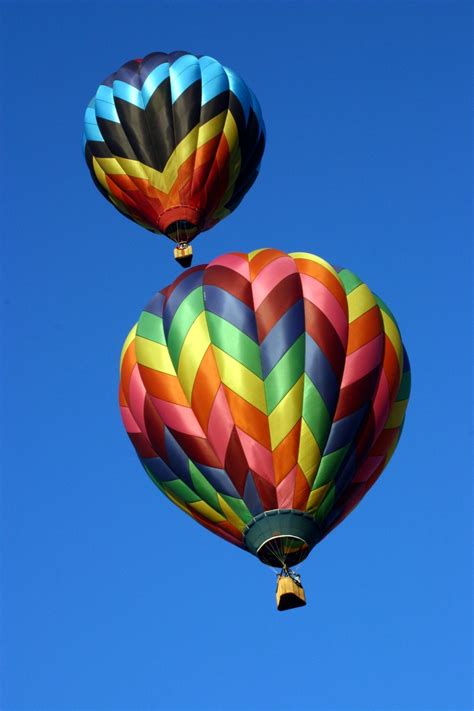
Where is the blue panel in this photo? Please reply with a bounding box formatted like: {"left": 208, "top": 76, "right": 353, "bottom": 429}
{"left": 143, "top": 292, "right": 165, "bottom": 318}
{"left": 203, "top": 285, "right": 258, "bottom": 342}
{"left": 141, "top": 62, "right": 170, "bottom": 107}
{"left": 200, "top": 56, "right": 229, "bottom": 106}
{"left": 305, "top": 335, "right": 340, "bottom": 414}
{"left": 260, "top": 300, "right": 305, "bottom": 377}
{"left": 112, "top": 80, "right": 144, "bottom": 109}
{"left": 114, "top": 60, "right": 142, "bottom": 89}
{"left": 195, "top": 463, "right": 241, "bottom": 498}
{"left": 164, "top": 429, "right": 193, "bottom": 488}
{"left": 223, "top": 66, "right": 251, "bottom": 121}
{"left": 142, "top": 456, "right": 178, "bottom": 483}
{"left": 170, "top": 54, "right": 201, "bottom": 103}
{"left": 334, "top": 446, "right": 356, "bottom": 494}
{"left": 162, "top": 268, "right": 205, "bottom": 337}
{"left": 324, "top": 406, "right": 368, "bottom": 455}
{"left": 322, "top": 503, "right": 344, "bottom": 531}
{"left": 139, "top": 52, "right": 170, "bottom": 86}
{"left": 243, "top": 473, "right": 264, "bottom": 515}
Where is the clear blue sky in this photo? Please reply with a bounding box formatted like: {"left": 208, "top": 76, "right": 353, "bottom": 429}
{"left": 1, "top": 2, "right": 472, "bottom": 710}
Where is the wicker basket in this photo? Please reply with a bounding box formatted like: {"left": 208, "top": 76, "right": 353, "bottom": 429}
{"left": 276, "top": 575, "right": 307, "bottom": 611}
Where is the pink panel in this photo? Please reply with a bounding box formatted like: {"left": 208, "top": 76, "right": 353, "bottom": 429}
{"left": 208, "top": 252, "right": 250, "bottom": 280}
{"left": 277, "top": 466, "right": 297, "bottom": 508}
{"left": 206, "top": 385, "right": 235, "bottom": 466}
{"left": 300, "top": 273, "right": 348, "bottom": 344}
{"left": 369, "top": 371, "right": 391, "bottom": 443}
{"left": 120, "top": 405, "right": 141, "bottom": 434}
{"left": 353, "top": 455, "right": 385, "bottom": 483}
{"left": 252, "top": 256, "right": 296, "bottom": 309}
{"left": 236, "top": 428, "right": 275, "bottom": 485}
{"left": 341, "top": 334, "right": 384, "bottom": 388}
{"left": 149, "top": 396, "right": 205, "bottom": 437}
{"left": 128, "top": 365, "right": 149, "bottom": 439}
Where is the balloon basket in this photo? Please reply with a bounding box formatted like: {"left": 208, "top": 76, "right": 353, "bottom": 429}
{"left": 276, "top": 573, "right": 307, "bottom": 611}
{"left": 173, "top": 244, "right": 193, "bottom": 268}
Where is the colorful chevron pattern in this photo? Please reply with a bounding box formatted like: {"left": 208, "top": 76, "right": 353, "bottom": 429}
{"left": 84, "top": 51, "right": 265, "bottom": 243}
{"left": 119, "top": 249, "right": 411, "bottom": 557}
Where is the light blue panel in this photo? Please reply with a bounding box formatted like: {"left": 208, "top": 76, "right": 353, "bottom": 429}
{"left": 112, "top": 80, "right": 144, "bottom": 109}
{"left": 223, "top": 66, "right": 251, "bottom": 121}
{"left": 198, "top": 55, "right": 216, "bottom": 71}
{"left": 95, "top": 94, "right": 120, "bottom": 123}
{"left": 96, "top": 84, "right": 115, "bottom": 104}
{"left": 200, "top": 56, "right": 229, "bottom": 105}
{"left": 84, "top": 106, "right": 97, "bottom": 124}
{"left": 83, "top": 120, "right": 104, "bottom": 143}
{"left": 170, "top": 54, "right": 201, "bottom": 103}
{"left": 141, "top": 62, "right": 169, "bottom": 106}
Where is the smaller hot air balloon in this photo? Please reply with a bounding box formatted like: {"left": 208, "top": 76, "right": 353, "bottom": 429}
{"left": 119, "top": 249, "right": 411, "bottom": 609}
{"left": 83, "top": 51, "right": 265, "bottom": 266}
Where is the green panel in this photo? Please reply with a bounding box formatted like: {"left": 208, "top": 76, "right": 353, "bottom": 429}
{"left": 137, "top": 312, "right": 166, "bottom": 345}
{"left": 221, "top": 494, "right": 253, "bottom": 524}
{"left": 315, "top": 485, "right": 336, "bottom": 523}
{"left": 338, "top": 268, "right": 363, "bottom": 294}
{"left": 397, "top": 369, "right": 411, "bottom": 401}
{"left": 205, "top": 311, "right": 262, "bottom": 377}
{"left": 166, "top": 287, "right": 205, "bottom": 367}
{"left": 313, "top": 444, "right": 350, "bottom": 488}
{"left": 264, "top": 334, "right": 305, "bottom": 413}
{"left": 162, "top": 478, "right": 201, "bottom": 504}
{"left": 375, "top": 294, "right": 399, "bottom": 327}
{"left": 302, "top": 374, "right": 332, "bottom": 449}
{"left": 189, "top": 461, "right": 221, "bottom": 512}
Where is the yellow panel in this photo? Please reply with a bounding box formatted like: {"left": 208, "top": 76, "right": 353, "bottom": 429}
{"left": 380, "top": 310, "right": 403, "bottom": 369}
{"left": 305, "top": 483, "right": 330, "bottom": 513}
{"left": 177, "top": 312, "right": 210, "bottom": 401}
{"left": 347, "top": 284, "right": 376, "bottom": 322}
{"left": 290, "top": 252, "right": 339, "bottom": 279}
{"left": 95, "top": 112, "right": 229, "bottom": 194}
{"left": 120, "top": 325, "right": 137, "bottom": 368}
{"left": 217, "top": 495, "right": 246, "bottom": 532}
{"left": 385, "top": 399, "right": 408, "bottom": 428}
{"left": 190, "top": 500, "right": 226, "bottom": 523}
{"left": 135, "top": 336, "right": 176, "bottom": 375}
{"left": 248, "top": 248, "right": 268, "bottom": 260}
{"left": 212, "top": 346, "right": 267, "bottom": 413}
{"left": 162, "top": 488, "right": 193, "bottom": 516}
{"left": 297, "top": 418, "right": 321, "bottom": 486}
{"left": 268, "top": 375, "right": 304, "bottom": 450}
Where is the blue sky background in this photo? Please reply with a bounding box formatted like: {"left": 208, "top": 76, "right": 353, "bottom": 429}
{"left": 1, "top": 2, "right": 472, "bottom": 710}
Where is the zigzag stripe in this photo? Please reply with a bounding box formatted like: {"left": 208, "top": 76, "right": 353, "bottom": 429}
{"left": 84, "top": 51, "right": 265, "bottom": 241}
{"left": 119, "top": 249, "right": 410, "bottom": 551}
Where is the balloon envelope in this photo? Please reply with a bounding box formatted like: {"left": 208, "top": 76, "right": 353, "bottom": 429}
{"left": 84, "top": 51, "right": 265, "bottom": 247}
{"left": 119, "top": 249, "right": 410, "bottom": 567}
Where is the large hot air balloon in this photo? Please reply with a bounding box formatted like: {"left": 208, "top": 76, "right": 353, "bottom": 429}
{"left": 119, "top": 249, "right": 410, "bottom": 609}
{"left": 83, "top": 51, "right": 265, "bottom": 266}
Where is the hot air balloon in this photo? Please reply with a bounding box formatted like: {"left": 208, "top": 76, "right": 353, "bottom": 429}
{"left": 119, "top": 249, "right": 410, "bottom": 609}
{"left": 83, "top": 51, "right": 265, "bottom": 266}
